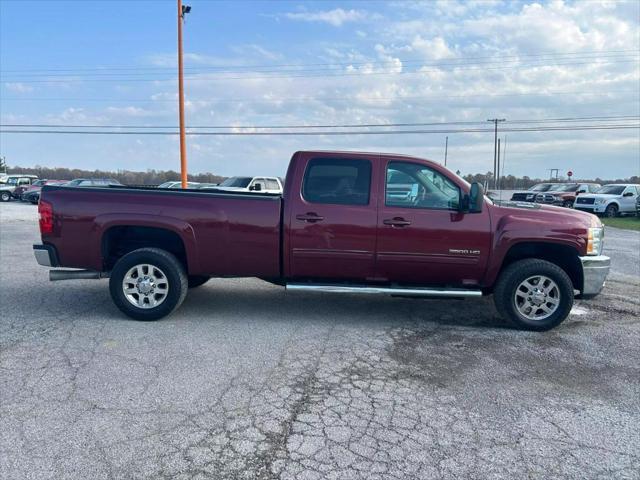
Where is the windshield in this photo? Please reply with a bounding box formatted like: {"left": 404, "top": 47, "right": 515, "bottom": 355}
{"left": 551, "top": 184, "right": 579, "bottom": 192}
{"left": 220, "top": 177, "right": 252, "bottom": 188}
{"left": 529, "top": 184, "right": 553, "bottom": 192}
{"left": 596, "top": 185, "right": 625, "bottom": 195}
{"left": 157, "top": 182, "right": 176, "bottom": 188}
{"left": 65, "top": 179, "right": 84, "bottom": 186}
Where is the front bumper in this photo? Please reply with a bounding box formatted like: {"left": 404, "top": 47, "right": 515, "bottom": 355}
{"left": 575, "top": 204, "right": 607, "bottom": 214}
{"left": 33, "top": 244, "right": 59, "bottom": 267}
{"left": 579, "top": 255, "right": 610, "bottom": 297}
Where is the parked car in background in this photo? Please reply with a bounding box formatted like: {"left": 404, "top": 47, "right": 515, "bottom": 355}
{"left": 636, "top": 194, "right": 640, "bottom": 217}
{"left": 63, "top": 178, "right": 123, "bottom": 188}
{"left": 574, "top": 184, "right": 640, "bottom": 217}
{"left": 0, "top": 174, "right": 39, "bottom": 201}
{"left": 534, "top": 183, "right": 601, "bottom": 208}
{"left": 21, "top": 180, "right": 67, "bottom": 204}
{"left": 157, "top": 181, "right": 201, "bottom": 189}
{"left": 510, "top": 183, "right": 563, "bottom": 202}
{"left": 216, "top": 176, "right": 283, "bottom": 193}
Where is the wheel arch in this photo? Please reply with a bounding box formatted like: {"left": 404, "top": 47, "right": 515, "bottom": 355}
{"left": 492, "top": 241, "right": 583, "bottom": 293}
{"left": 101, "top": 223, "right": 194, "bottom": 273}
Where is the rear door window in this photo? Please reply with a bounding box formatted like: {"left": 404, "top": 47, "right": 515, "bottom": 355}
{"left": 302, "top": 158, "right": 371, "bottom": 205}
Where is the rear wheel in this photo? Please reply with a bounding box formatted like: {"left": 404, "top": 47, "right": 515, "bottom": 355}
{"left": 109, "top": 248, "right": 187, "bottom": 321}
{"left": 604, "top": 204, "right": 618, "bottom": 218}
{"left": 494, "top": 258, "right": 574, "bottom": 331}
{"left": 0, "top": 192, "right": 11, "bottom": 202}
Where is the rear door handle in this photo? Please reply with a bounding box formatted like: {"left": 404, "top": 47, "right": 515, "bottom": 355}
{"left": 383, "top": 217, "right": 412, "bottom": 227}
{"left": 296, "top": 213, "right": 325, "bottom": 223}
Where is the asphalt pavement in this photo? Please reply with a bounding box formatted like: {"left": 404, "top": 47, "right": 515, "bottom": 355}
{"left": 1, "top": 201, "right": 639, "bottom": 480}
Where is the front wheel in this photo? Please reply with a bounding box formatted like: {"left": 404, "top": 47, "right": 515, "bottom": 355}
{"left": 562, "top": 200, "right": 573, "bottom": 208}
{"left": 493, "top": 258, "right": 574, "bottom": 331}
{"left": 0, "top": 192, "right": 11, "bottom": 202}
{"left": 604, "top": 204, "right": 618, "bottom": 218}
{"left": 109, "top": 248, "right": 188, "bottom": 321}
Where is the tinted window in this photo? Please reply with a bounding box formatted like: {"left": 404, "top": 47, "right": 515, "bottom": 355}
{"left": 303, "top": 158, "right": 371, "bottom": 205}
{"left": 386, "top": 162, "right": 460, "bottom": 210}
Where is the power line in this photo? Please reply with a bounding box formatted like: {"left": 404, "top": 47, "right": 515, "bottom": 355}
{"left": 2, "top": 89, "right": 638, "bottom": 104}
{"left": 3, "top": 53, "right": 638, "bottom": 79}
{"left": 2, "top": 124, "right": 638, "bottom": 136}
{"left": 3, "top": 116, "right": 638, "bottom": 131}
{"left": 3, "top": 59, "right": 637, "bottom": 84}
{"left": 2, "top": 49, "right": 638, "bottom": 74}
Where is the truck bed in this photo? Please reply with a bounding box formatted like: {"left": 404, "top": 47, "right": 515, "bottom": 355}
{"left": 40, "top": 185, "right": 283, "bottom": 277}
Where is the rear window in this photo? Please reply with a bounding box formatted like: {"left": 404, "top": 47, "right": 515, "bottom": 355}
{"left": 302, "top": 158, "right": 371, "bottom": 206}
{"left": 266, "top": 179, "right": 280, "bottom": 190}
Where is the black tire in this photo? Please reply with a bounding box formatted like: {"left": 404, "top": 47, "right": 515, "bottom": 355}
{"left": 604, "top": 204, "right": 618, "bottom": 218}
{"left": 562, "top": 200, "right": 573, "bottom": 208}
{"left": 188, "top": 275, "right": 210, "bottom": 289}
{"left": 29, "top": 197, "right": 39, "bottom": 205}
{"left": 0, "top": 192, "right": 11, "bottom": 202}
{"left": 109, "top": 248, "right": 188, "bottom": 321}
{"left": 493, "top": 258, "right": 574, "bottom": 331}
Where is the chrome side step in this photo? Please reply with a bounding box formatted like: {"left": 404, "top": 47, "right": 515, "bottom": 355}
{"left": 286, "top": 283, "right": 482, "bottom": 298}
{"left": 49, "top": 270, "right": 109, "bottom": 281}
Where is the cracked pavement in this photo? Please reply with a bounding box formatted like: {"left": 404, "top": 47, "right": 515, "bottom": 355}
{"left": 1, "top": 202, "right": 639, "bottom": 479}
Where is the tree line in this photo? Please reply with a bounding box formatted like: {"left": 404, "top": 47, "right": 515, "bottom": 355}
{"left": 5, "top": 165, "right": 225, "bottom": 186}
{"left": 462, "top": 172, "right": 640, "bottom": 190}
{"left": 4, "top": 164, "right": 638, "bottom": 189}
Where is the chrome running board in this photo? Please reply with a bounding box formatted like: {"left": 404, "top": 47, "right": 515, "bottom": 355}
{"left": 286, "top": 283, "right": 482, "bottom": 298}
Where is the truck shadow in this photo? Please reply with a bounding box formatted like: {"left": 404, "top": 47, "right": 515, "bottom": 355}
{"left": 182, "top": 280, "right": 512, "bottom": 330}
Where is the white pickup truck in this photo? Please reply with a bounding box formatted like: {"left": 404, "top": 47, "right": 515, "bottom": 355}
{"left": 215, "top": 176, "right": 283, "bottom": 193}
{"left": 574, "top": 184, "right": 640, "bottom": 217}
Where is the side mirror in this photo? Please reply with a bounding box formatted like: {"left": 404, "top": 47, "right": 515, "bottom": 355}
{"left": 623, "top": 191, "right": 633, "bottom": 197}
{"left": 577, "top": 190, "right": 585, "bottom": 194}
{"left": 251, "top": 184, "right": 262, "bottom": 191}
{"left": 468, "top": 182, "right": 484, "bottom": 213}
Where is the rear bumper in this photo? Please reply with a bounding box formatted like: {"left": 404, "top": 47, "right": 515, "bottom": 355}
{"left": 33, "top": 244, "right": 59, "bottom": 267}
{"left": 579, "top": 255, "right": 610, "bottom": 297}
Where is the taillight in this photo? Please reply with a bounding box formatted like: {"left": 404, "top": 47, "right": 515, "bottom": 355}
{"left": 39, "top": 200, "right": 53, "bottom": 235}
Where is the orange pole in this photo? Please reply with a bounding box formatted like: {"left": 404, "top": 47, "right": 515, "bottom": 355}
{"left": 177, "top": 0, "right": 188, "bottom": 188}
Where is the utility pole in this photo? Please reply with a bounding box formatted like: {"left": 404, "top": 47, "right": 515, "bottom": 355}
{"left": 444, "top": 136, "right": 448, "bottom": 167}
{"left": 487, "top": 118, "right": 505, "bottom": 189}
{"left": 502, "top": 135, "right": 507, "bottom": 188}
{"left": 496, "top": 138, "right": 501, "bottom": 190}
{"left": 177, "top": 0, "right": 191, "bottom": 188}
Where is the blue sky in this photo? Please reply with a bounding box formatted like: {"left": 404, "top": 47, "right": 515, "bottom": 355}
{"left": 1, "top": 0, "right": 639, "bottom": 179}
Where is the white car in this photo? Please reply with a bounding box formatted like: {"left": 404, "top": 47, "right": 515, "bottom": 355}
{"left": 0, "top": 174, "right": 39, "bottom": 202}
{"left": 574, "top": 184, "right": 640, "bottom": 217}
{"left": 216, "top": 176, "right": 283, "bottom": 194}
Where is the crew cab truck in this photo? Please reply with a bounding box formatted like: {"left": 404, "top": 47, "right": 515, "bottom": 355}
{"left": 34, "top": 151, "right": 610, "bottom": 331}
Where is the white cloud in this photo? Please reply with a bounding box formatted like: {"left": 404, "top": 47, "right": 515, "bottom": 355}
{"left": 284, "top": 9, "right": 373, "bottom": 27}
{"left": 5, "top": 82, "right": 34, "bottom": 93}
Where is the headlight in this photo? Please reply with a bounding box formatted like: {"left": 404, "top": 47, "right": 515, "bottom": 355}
{"left": 596, "top": 198, "right": 607, "bottom": 204}
{"left": 587, "top": 226, "right": 604, "bottom": 256}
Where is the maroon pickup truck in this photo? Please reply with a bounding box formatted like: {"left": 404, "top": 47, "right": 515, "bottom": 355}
{"left": 34, "top": 151, "right": 610, "bottom": 331}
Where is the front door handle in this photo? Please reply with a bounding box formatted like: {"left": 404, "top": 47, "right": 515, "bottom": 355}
{"left": 383, "top": 217, "right": 412, "bottom": 227}
{"left": 296, "top": 213, "right": 325, "bottom": 223}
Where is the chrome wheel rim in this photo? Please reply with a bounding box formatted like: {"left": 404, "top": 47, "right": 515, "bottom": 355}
{"left": 514, "top": 275, "right": 560, "bottom": 321}
{"left": 122, "top": 264, "right": 169, "bottom": 309}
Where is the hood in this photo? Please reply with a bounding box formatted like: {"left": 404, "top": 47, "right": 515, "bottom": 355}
{"left": 492, "top": 200, "right": 595, "bottom": 228}
{"left": 577, "top": 193, "right": 620, "bottom": 200}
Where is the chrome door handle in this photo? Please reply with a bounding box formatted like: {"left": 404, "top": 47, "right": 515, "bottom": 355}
{"left": 383, "top": 217, "right": 411, "bottom": 227}
{"left": 296, "top": 213, "right": 325, "bottom": 223}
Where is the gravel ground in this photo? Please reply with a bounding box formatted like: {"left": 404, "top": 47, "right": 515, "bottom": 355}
{"left": 1, "top": 201, "right": 639, "bottom": 480}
